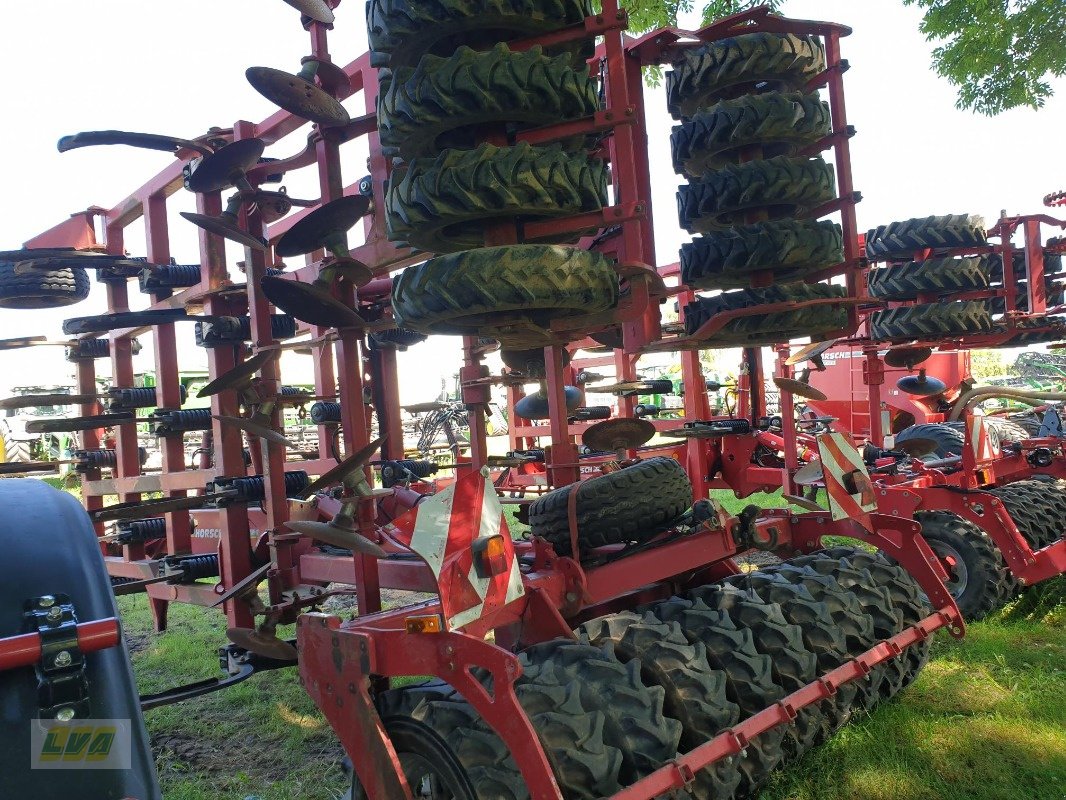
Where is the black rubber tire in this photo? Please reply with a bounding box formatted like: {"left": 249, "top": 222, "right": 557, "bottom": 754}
{"left": 894, "top": 422, "right": 965, "bottom": 458}
{"left": 722, "top": 570, "right": 858, "bottom": 736}
{"left": 369, "top": 327, "right": 428, "bottom": 349}
{"left": 391, "top": 245, "right": 618, "bottom": 347}
{"left": 865, "top": 214, "right": 986, "bottom": 261}
{"left": 913, "top": 511, "right": 1007, "bottom": 620}
{"left": 377, "top": 44, "right": 600, "bottom": 158}
{"left": 687, "top": 584, "right": 826, "bottom": 761}
{"left": 519, "top": 640, "right": 681, "bottom": 786}
{"left": 385, "top": 143, "right": 608, "bottom": 254}
{"left": 988, "top": 480, "right": 1062, "bottom": 549}
{"left": 2, "top": 433, "right": 32, "bottom": 463}
{"left": 765, "top": 563, "right": 886, "bottom": 713}
{"left": 785, "top": 554, "right": 920, "bottom": 699}
{"left": 362, "top": 679, "right": 621, "bottom": 800}
{"left": 500, "top": 347, "right": 571, "bottom": 378}
{"left": 988, "top": 249, "right": 1064, "bottom": 280}
{"left": 367, "top": 0, "right": 594, "bottom": 67}
{"left": 528, "top": 457, "right": 692, "bottom": 555}
{"left": 576, "top": 610, "right": 743, "bottom": 799}
{"left": 671, "top": 91, "right": 830, "bottom": 177}
{"left": 940, "top": 418, "right": 1030, "bottom": 451}
{"left": 868, "top": 300, "right": 993, "bottom": 341}
{"left": 990, "top": 275, "right": 1065, "bottom": 313}
{"left": 677, "top": 155, "right": 836, "bottom": 233}
{"left": 683, "top": 282, "right": 848, "bottom": 346}
{"left": 666, "top": 32, "right": 826, "bottom": 119}
{"left": 867, "top": 256, "right": 990, "bottom": 301}
{"left": 651, "top": 597, "right": 787, "bottom": 798}
{"left": 680, "top": 219, "right": 842, "bottom": 290}
{"left": 0, "top": 263, "right": 90, "bottom": 309}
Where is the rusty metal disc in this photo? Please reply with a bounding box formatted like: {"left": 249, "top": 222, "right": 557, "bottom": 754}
{"left": 0, "top": 392, "right": 99, "bottom": 410}
{"left": 896, "top": 372, "right": 946, "bottom": 397}
{"left": 884, "top": 346, "right": 933, "bottom": 369}
{"left": 282, "top": 0, "right": 335, "bottom": 23}
{"left": 246, "top": 66, "right": 350, "bottom": 127}
{"left": 261, "top": 275, "right": 364, "bottom": 328}
{"left": 185, "top": 139, "right": 266, "bottom": 193}
{"left": 893, "top": 436, "right": 939, "bottom": 458}
{"left": 773, "top": 377, "right": 828, "bottom": 402}
{"left": 252, "top": 190, "right": 295, "bottom": 223}
{"left": 583, "top": 418, "right": 656, "bottom": 452}
{"left": 180, "top": 211, "right": 268, "bottom": 251}
{"left": 286, "top": 519, "right": 388, "bottom": 557}
{"left": 783, "top": 494, "right": 825, "bottom": 511}
{"left": 275, "top": 196, "right": 371, "bottom": 257}
{"left": 329, "top": 256, "right": 374, "bottom": 287}
{"left": 785, "top": 339, "right": 838, "bottom": 367}
{"left": 298, "top": 437, "right": 386, "bottom": 498}
{"left": 91, "top": 493, "right": 225, "bottom": 523}
{"left": 26, "top": 413, "right": 135, "bottom": 433}
{"left": 793, "top": 460, "right": 824, "bottom": 486}
{"left": 197, "top": 350, "right": 279, "bottom": 397}
{"left": 226, "top": 627, "right": 298, "bottom": 661}
{"left": 213, "top": 414, "right": 299, "bottom": 449}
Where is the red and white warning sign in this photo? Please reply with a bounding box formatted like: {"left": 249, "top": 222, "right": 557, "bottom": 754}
{"left": 968, "top": 415, "right": 1000, "bottom": 463}
{"left": 816, "top": 432, "right": 878, "bottom": 527}
{"left": 387, "top": 468, "right": 525, "bottom": 630}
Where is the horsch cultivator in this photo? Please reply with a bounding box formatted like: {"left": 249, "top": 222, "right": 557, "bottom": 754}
{"left": 0, "top": 1, "right": 1001, "bottom": 798}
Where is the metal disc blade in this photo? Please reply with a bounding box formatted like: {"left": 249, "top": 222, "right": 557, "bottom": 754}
{"left": 275, "top": 196, "right": 371, "bottom": 257}
{"left": 330, "top": 256, "right": 374, "bottom": 288}
{"left": 226, "top": 627, "right": 298, "bottom": 661}
{"left": 198, "top": 350, "right": 279, "bottom": 397}
{"left": 783, "top": 494, "right": 825, "bottom": 512}
{"left": 896, "top": 374, "right": 947, "bottom": 396}
{"left": 582, "top": 418, "right": 656, "bottom": 451}
{"left": 180, "top": 211, "right": 267, "bottom": 251}
{"left": 884, "top": 346, "right": 933, "bottom": 369}
{"left": 213, "top": 415, "right": 300, "bottom": 449}
{"left": 793, "top": 460, "right": 824, "bottom": 486}
{"left": 0, "top": 392, "right": 99, "bottom": 410}
{"left": 186, "top": 139, "right": 266, "bottom": 193}
{"left": 894, "top": 437, "right": 939, "bottom": 458}
{"left": 286, "top": 520, "right": 388, "bottom": 557}
{"left": 773, "top": 377, "right": 828, "bottom": 402}
{"left": 282, "top": 0, "right": 335, "bottom": 22}
{"left": 91, "top": 493, "right": 224, "bottom": 523}
{"left": 298, "top": 436, "right": 386, "bottom": 498}
{"left": 261, "top": 276, "right": 364, "bottom": 328}
{"left": 785, "top": 339, "right": 838, "bottom": 367}
{"left": 514, "top": 387, "right": 581, "bottom": 420}
{"left": 590, "top": 328, "right": 624, "bottom": 350}
{"left": 246, "top": 67, "right": 350, "bottom": 127}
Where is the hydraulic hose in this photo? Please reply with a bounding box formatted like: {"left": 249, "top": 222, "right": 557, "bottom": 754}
{"left": 948, "top": 386, "right": 1066, "bottom": 421}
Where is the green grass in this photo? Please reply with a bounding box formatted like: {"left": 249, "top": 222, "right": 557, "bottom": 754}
{"left": 118, "top": 577, "right": 1066, "bottom": 800}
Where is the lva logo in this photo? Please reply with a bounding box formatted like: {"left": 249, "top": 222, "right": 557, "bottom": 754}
{"left": 31, "top": 719, "right": 132, "bottom": 769}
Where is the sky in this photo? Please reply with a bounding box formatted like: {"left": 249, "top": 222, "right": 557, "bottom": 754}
{"left": 0, "top": 0, "right": 1062, "bottom": 401}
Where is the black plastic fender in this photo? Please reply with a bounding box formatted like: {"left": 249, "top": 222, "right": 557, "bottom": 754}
{"left": 0, "top": 479, "right": 159, "bottom": 799}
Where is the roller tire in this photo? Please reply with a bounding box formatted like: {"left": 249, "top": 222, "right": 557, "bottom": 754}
{"left": 363, "top": 680, "right": 622, "bottom": 799}
{"left": 385, "top": 143, "right": 608, "bottom": 254}
{"left": 519, "top": 640, "right": 681, "bottom": 786}
{"left": 894, "top": 423, "right": 965, "bottom": 459}
{"left": 378, "top": 44, "right": 600, "bottom": 158}
{"left": 722, "top": 570, "right": 858, "bottom": 735}
{"left": 868, "top": 300, "right": 993, "bottom": 341}
{"left": 528, "top": 457, "right": 692, "bottom": 555}
{"left": 988, "top": 480, "right": 1063, "bottom": 549}
{"left": 671, "top": 91, "right": 830, "bottom": 177}
{"left": 651, "top": 597, "right": 787, "bottom": 797}
{"left": 2, "top": 434, "right": 32, "bottom": 463}
{"left": 687, "top": 584, "right": 826, "bottom": 759}
{"left": 988, "top": 249, "right": 1064, "bottom": 281}
{"left": 865, "top": 214, "right": 986, "bottom": 261}
{"left": 666, "top": 32, "right": 826, "bottom": 119}
{"left": 910, "top": 512, "right": 1007, "bottom": 620}
{"left": 867, "top": 256, "right": 990, "bottom": 301}
{"left": 767, "top": 563, "right": 889, "bottom": 712}
{"left": 680, "top": 219, "right": 842, "bottom": 290}
{"left": 391, "top": 245, "right": 618, "bottom": 348}
{"left": 677, "top": 156, "right": 836, "bottom": 233}
{"left": 0, "top": 263, "right": 90, "bottom": 309}
{"left": 576, "top": 611, "right": 742, "bottom": 799}
{"left": 367, "top": 0, "right": 594, "bottom": 68}
{"left": 683, "top": 282, "right": 848, "bottom": 346}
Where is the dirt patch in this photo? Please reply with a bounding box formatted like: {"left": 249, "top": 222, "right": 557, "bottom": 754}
{"left": 124, "top": 630, "right": 152, "bottom": 656}
{"left": 152, "top": 731, "right": 343, "bottom": 783}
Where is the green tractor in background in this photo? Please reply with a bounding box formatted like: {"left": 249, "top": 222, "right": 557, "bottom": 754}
{"left": 0, "top": 386, "right": 77, "bottom": 463}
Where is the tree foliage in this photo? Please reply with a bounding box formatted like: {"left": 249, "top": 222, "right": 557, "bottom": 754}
{"left": 628, "top": 0, "right": 1063, "bottom": 115}
{"left": 904, "top": 0, "right": 1066, "bottom": 115}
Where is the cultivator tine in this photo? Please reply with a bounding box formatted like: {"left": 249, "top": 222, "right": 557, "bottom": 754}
{"left": 197, "top": 350, "right": 280, "bottom": 397}
{"left": 287, "top": 518, "right": 389, "bottom": 557}
{"left": 25, "top": 413, "right": 136, "bottom": 433}
{"left": 212, "top": 563, "right": 273, "bottom": 607}
{"left": 783, "top": 494, "right": 825, "bottom": 511}
{"left": 0, "top": 461, "right": 62, "bottom": 475}
{"left": 91, "top": 493, "right": 228, "bottom": 523}
{"left": 296, "top": 436, "right": 386, "bottom": 498}
{"left": 62, "top": 309, "right": 195, "bottom": 335}
{"left": 213, "top": 414, "right": 300, "bottom": 449}
{"left": 57, "top": 129, "right": 215, "bottom": 155}
{"left": 0, "top": 392, "right": 101, "bottom": 410}
{"left": 785, "top": 339, "right": 838, "bottom": 369}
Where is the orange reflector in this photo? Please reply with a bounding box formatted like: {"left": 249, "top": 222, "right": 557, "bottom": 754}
{"left": 473, "top": 534, "right": 508, "bottom": 578}
{"left": 405, "top": 614, "right": 443, "bottom": 634}
{"left": 976, "top": 468, "right": 993, "bottom": 485}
